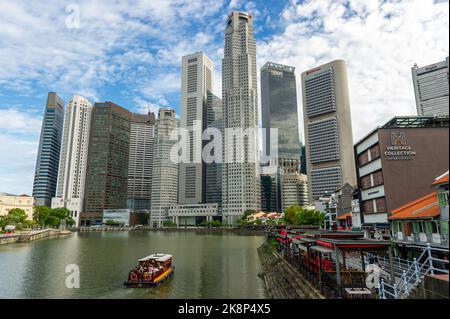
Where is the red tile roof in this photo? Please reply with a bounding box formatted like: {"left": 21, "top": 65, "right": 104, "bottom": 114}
{"left": 389, "top": 192, "right": 440, "bottom": 220}
{"left": 336, "top": 212, "right": 352, "bottom": 220}
{"left": 432, "top": 171, "right": 449, "bottom": 186}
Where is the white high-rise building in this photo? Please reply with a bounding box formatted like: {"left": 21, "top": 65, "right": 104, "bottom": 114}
{"left": 301, "top": 60, "right": 357, "bottom": 203}
{"left": 127, "top": 112, "right": 156, "bottom": 210}
{"left": 150, "top": 108, "right": 178, "bottom": 227}
{"left": 412, "top": 57, "right": 449, "bottom": 116}
{"left": 281, "top": 173, "right": 309, "bottom": 211}
{"left": 179, "top": 52, "right": 213, "bottom": 204}
{"left": 222, "top": 11, "right": 260, "bottom": 225}
{"left": 51, "top": 95, "right": 92, "bottom": 226}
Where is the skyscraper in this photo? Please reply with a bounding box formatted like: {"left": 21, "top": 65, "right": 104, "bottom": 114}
{"left": 280, "top": 173, "right": 309, "bottom": 211}
{"left": 127, "top": 112, "right": 156, "bottom": 210}
{"left": 33, "top": 92, "right": 64, "bottom": 207}
{"left": 150, "top": 108, "right": 178, "bottom": 227}
{"left": 222, "top": 11, "right": 260, "bottom": 224}
{"left": 261, "top": 62, "right": 301, "bottom": 173}
{"left": 51, "top": 95, "right": 92, "bottom": 226}
{"left": 178, "top": 52, "right": 213, "bottom": 205}
{"left": 301, "top": 60, "right": 357, "bottom": 202}
{"left": 203, "top": 91, "right": 223, "bottom": 204}
{"left": 82, "top": 102, "right": 131, "bottom": 226}
{"left": 412, "top": 56, "right": 449, "bottom": 116}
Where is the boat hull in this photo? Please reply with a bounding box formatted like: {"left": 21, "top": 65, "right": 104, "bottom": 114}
{"left": 124, "top": 266, "right": 174, "bottom": 288}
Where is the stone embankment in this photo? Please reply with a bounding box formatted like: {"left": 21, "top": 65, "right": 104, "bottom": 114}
{"left": 73, "top": 226, "right": 265, "bottom": 234}
{"left": 258, "top": 241, "right": 324, "bottom": 299}
{"left": 0, "top": 229, "right": 71, "bottom": 245}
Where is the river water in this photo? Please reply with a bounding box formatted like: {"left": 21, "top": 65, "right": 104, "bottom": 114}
{"left": 0, "top": 231, "right": 266, "bottom": 299}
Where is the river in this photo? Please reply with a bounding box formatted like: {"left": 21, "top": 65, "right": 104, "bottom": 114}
{"left": 0, "top": 231, "right": 267, "bottom": 299}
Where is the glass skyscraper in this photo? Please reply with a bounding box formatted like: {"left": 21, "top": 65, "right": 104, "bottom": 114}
{"left": 33, "top": 92, "right": 64, "bottom": 207}
{"left": 261, "top": 62, "right": 301, "bottom": 173}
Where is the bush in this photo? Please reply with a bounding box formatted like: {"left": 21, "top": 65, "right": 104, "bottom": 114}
{"left": 162, "top": 220, "right": 177, "bottom": 227}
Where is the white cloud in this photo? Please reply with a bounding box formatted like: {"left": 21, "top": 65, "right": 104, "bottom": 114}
{"left": 258, "top": 0, "right": 449, "bottom": 141}
{"left": 0, "top": 109, "right": 42, "bottom": 134}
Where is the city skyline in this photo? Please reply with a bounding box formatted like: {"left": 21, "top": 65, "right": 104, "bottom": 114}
{"left": 0, "top": 0, "right": 449, "bottom": 195}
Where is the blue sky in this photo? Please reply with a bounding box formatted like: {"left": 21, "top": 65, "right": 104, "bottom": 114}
{"left": 0, "top": 0, "right": 449, "bottom": 195}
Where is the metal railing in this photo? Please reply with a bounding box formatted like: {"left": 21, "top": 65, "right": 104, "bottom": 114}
{"left": 377, "top": 244, "right": 449, "bottom": 299}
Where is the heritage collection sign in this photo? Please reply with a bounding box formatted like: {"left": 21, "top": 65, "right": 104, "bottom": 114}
{"left": 384, "top": 132, "right": 417, "bottom": 161}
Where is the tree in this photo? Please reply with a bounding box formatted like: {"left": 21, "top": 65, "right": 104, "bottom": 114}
{"left": 0, "top": 208, "right": 31, "bottom": 230}
{"left": 33, "top": 206, "right": 51, "bottom": 227}
{"left": 32, "top": 206, "right": 75, "bottom": 228}
{"left": 283, "top": 205, "right": 325, "bottom": 226}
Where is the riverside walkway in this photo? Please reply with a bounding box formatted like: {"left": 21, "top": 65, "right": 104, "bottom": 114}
{"left": 0, "top": 229, "right": 71, "bottom": 245}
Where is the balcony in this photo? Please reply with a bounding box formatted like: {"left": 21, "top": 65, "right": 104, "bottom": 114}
{"left": 393, "top": 231, "right": 449, "bottom": 248}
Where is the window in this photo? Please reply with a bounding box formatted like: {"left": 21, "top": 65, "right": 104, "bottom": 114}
{"left": 375, "top": 198, "right": 387, "bottom": 212}
{"left": 361, "top": 175, "right": 371, "bottom": 189}
{"left": 363, "top": 200, "right": 374, "bottom": 213}
{"left": 358, "top": 151, "right": 369, "bottom": 167}
{"left": 372, "top": 171, "right": 384, "bottom": 187}
{"left": 370, "top": 145, "right": 381, "bottom": 160}
{"left": 438, "top": 191, "right": 449, "bottom": 207}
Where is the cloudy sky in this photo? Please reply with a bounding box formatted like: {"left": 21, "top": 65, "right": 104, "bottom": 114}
{"left": 0, "top": 0, "right": 448, "bottom": 195}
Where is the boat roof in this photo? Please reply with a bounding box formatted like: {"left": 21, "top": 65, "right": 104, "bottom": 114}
{"left": 138, "top": 253, "right": 172, "bottom": 262}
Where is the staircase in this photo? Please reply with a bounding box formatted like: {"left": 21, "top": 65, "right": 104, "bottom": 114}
{"left": 377, "top": 244, "right": 449, "bottom": 299}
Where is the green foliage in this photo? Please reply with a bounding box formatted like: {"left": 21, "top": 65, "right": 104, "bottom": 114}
{"left": 32, "top": 206, "right": 74, "bottom": 228}
{"left": 210, "top": 220, "right": 222, "bottom": 227}
{"left": 162, "top": 220, "right": 177, "bottom": 227}
{"left": 243, "top": 209, "right": 255, "bottom": 218}
{"left": 0, "top": 208, "right": 33, "bottom": 230}
{"left": 283, "top": 205, "right": 325, "bottom": 226}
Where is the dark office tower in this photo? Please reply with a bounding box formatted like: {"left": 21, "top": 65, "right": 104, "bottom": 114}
{"left": 260, "top": 174, "right": 278, "bottom": 212}
{"left": 83, "top": 102, "right": 131, "bottom": 220}
{"left": 300, "top": 145, "right": 307, "bottom": 175}
{"left": 203, "top": 92, "right": 223, "bottom": 204}
{"left": 261, "top": 62, "right": 301, "bottom": 173}
{"left": 33, "top": 92, "right": 64, "bottom": 207}
{"left": 127, "top": 112, "right": 156, "bottom": 210}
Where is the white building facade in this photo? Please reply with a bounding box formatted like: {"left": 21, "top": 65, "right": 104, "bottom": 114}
{"left": 221, "top": 11, "right": 261, "bottom": 225}
{"left": 301, "top": 60, "right": 357, "bottom": 203}
{"left": 51, "top": 95, "right": 92, "bottom": 226}
{"left": 127, "top": 112, "right": 155, "bottom": 210}
{"left": 150, "top": 108, "right": 178, "bottom": 227}
{"left": 179, "top": 52, "right": 213, "bottom": 205}
{"left": 412, "top": 57, "right": 449, "bottom": 117}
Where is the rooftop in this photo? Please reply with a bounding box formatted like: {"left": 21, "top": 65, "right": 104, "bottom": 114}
{"left": 432, "top": 171, "right": 449, "bottom": 186}
{"left": 389, "top": 192, "right": 440, "bottom": 220}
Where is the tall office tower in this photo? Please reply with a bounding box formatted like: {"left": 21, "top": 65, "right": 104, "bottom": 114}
{"left": 203, "top": 92, "right": 223, "bottom": 204}
{"left": 150, "top": 108, "right": 178, "bottom": 227}
{"left": 261, "top": 62, "right": 301, "bottom": 173}
{"left": 222, "top": 11, "right": 260, "bottom": 224}
{"left": 33, "top": 92, "right": 64, "bottom": 207}
{"left": 82, "top": 102, "right": 131, "bottom": 225}
{"left": 51, "top": 95, "right": 92, "bottom": 226}
{"left": 301, "top": 60, "right": 357, "bottom": 202}
{"left": 281, "top": 173, "right": 309, "bottom": 211}
{"left": 300, "top": 145, "right": 307, "bottom": 175}
{"left": 179, "top": 52, "right": 213, "bottom": 204}
{"left": 412, "top": 57, "right": 449, "bottom": 116}
{"left": 127, "top": 112, "right": 156, "bottom": 210}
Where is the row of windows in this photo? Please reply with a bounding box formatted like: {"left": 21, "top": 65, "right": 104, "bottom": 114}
{"left": 307, "top": 118, "right": 340, "bottom": 163}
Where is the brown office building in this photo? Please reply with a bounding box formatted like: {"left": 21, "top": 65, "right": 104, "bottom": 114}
{"left": 354, "top": 116, "right": 449, "bottom": 239}
{"left": 81, "top": 102, "right": 131, "bottom": 226}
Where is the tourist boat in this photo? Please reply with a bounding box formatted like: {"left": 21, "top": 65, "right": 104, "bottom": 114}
{"left": 124, "top": 253, "right": 174, "bottom": 287}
